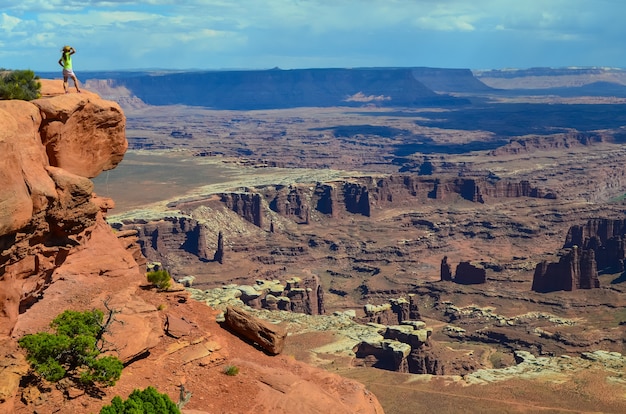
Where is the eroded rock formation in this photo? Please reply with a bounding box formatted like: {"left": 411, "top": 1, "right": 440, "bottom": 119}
{"left": 440, "top": 256, "right": 453, "bottom": 281}
{"left": 357, "top": 296, "right": 420, "bottom": 325}
{"left": 454, "top": 261, "right": 487, "bottom": 285}
{"left": 532, "top": 246, "right": 600, "bottom": 292}
{"left": 564, "top": 218, "right": 626, "bottom": 271}
{"left": 353, "top": 322, "right": 483, "bottom": 375}
{"left": 439, "top": 258, "right": 486, "bottom": 285}
{"left": 530, "top": 217, "right": 626, "bottom": 292}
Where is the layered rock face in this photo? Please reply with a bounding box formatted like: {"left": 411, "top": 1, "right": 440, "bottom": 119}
{"left": 209, "top": 175, "right": 555, "bottom": 227}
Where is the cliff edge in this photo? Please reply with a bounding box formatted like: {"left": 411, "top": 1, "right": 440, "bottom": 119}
{"left": 0, "top": 81, "right": 384, "bottom": 414}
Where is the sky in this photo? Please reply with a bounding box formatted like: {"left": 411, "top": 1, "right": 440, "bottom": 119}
{"left": 1, "top": 0, "right": 625, "bottom": 72}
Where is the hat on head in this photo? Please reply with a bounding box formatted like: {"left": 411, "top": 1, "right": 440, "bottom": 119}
{"left": 62, "top": 45, "right": 71, "bottom": 52}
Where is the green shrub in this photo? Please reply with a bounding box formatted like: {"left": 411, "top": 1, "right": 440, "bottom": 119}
{"left": 0, "top": 69, "right": 41, "bottom": 100}
{"left": 223, "top": 365, "right": 239, "bottom": 376}
{"left": 100, "top": 386, "right": 181, "bottom": 414}
{"left": 18, "top": 309, "right": 123, "bottom": 387}
{"left": 147, "top": 269, "right": 171, "bottom": 291}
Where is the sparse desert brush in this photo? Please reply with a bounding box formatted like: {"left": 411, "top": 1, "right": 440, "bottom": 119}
{"left": 489, "top": 351, "right": 507, "bottom": 369}
{"left": 157, "top": 303, "right": 167, "bottom": 311}
{"left": 224, "top": 364, "right": 240, "bottom": 376}
{"left": 147, "top": 269, "right": 172, "bottom": 291}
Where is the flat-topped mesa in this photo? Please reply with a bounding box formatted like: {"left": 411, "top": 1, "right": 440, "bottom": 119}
{"left": 488, "top": 131, "right": 608, "bottom": 157}
{"left": 107, "top": 67, "right": 469, "bottom": 109}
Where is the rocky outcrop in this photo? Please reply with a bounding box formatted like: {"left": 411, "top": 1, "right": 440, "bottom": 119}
{"left": 488, "top": 132, "right": 606, "bottom": 157}
{"left": 0, "top": 84, "right": 127, "bottom": 337}
{"left": 440, "top": 258, "right": 486, "bottom": 285}
{"left": 530, "top": 217, "right": 626, "bottom": 292}
{"left": 357, "top": 296, "right": 420, "bottom": 325}
{"left": 191, "top": 275, "right": 326, "bottom": 316}
{"left": 223, "top": 306, "right": 287, "bottom": 355}
{"left": 532, "top": 246, "right": 600, "bottom": 292}
{"left": 353, "top": 322, "right": 482, "bottom": 375}
{"left": 34, "top": 91, "right": 127, "bottom": 178}
{"left": 344, "top": 182, "right": 371, "bottom": 216}
{"left": 266, "top": 185, "right": 310, "bottom": 224}
{"left": 454, "top": 261, "right": 487, "bottom": 285}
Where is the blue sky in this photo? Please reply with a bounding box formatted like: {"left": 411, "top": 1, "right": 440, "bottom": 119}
{"left": 1, "top": 0, "right": 625, "bottom": 72}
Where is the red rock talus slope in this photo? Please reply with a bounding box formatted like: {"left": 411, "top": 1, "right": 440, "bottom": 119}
{"left": 0, "top": 80, "right": 384, "bottom": 414}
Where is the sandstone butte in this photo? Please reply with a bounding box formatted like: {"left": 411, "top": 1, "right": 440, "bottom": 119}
{"left": 0, "top": 80, "right": 384, "bottom": 414}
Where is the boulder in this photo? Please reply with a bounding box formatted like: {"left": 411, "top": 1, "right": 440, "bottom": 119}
{"left": 165, "top": 314, "right": 195, "bottom": 339}
{"left": 33, "top": 91, "right": 127, "bottom": 178}
{"left": 222, "top": 306, "right": 286, "bottom": 355}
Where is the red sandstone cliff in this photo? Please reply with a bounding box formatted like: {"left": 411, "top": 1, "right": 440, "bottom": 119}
{"left": 0, "top": 81, "right": 384, "bottom": 414}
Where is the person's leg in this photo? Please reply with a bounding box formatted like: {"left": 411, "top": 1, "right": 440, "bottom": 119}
{"left": 71, "top": 73, "right": 81, "bottom": 92}
{"left": 63, "top": 74, "right": 69, "bottom": 93}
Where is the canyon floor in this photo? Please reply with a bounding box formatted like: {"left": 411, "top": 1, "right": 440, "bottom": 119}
{"left": 90, "top": 79, "right": 626, "bottom": 413}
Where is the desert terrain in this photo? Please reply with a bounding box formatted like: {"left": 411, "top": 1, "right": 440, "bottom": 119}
{"left": 83, "top": 67, "right": 626, "bottom": 412}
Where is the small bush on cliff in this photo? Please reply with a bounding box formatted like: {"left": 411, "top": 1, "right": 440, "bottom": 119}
{"left": 147, "top": 269, "right": 172, "bottom": 291}
{"left": 0, "top": 69, "right": 41, "bottom": 100}
{"left": 18, "top": 309, "right": 123, "bottom": 387}
{"left": 100, "top": 387, "right": 181, "bottom": 414}
{"left": 223, "top": 364, "right": 239, "bottom": 376}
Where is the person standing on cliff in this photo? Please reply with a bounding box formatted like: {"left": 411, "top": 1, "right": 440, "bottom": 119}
{"left": 58, "top": 45, "right": 81, "bottom": 94}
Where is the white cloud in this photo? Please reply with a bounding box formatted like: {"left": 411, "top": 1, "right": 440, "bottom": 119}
{"left": 0, "top": 13, "right": 21, "bottom": 31}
